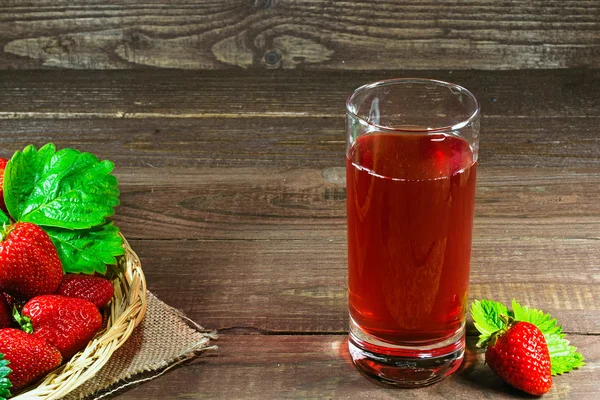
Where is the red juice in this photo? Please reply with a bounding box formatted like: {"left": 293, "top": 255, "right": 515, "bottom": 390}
{"left": 346, "top": 133, "right": 477, "bottom": 345}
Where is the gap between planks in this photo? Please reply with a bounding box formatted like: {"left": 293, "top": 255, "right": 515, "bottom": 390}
{"left": 0, "top": 111, "right": 335, "bottom": 119}
{"left": 215, "top": 327, "right": 600, "bottom": 336}
{"left": 0, "top": 112, "right": 597, "bottom": 120}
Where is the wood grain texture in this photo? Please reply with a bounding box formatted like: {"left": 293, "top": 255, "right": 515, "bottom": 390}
{"left": 0, "top": 69, "right": 597, "bottom": 335}
{"left": 107, "top": 167, "right": 600, "bottom": 241}
{"left": 0, "top": 69, "right": 599, "bottom": 169}
{"left": 112, "top": 334, "right": 599, "bottom": 399}
{"left": 0, "top": 69, "right": 599, "bottom": 118}
{"left": 130, "top": 236, "right": 600, "bottom": 334}
{"left": 1, "top": 1, "right": 600, "bottom": 70}
{"left": 1, "top": 116, "right": 600, "bottom": 168}
{"left": 1, "top": 68, "right": 598, "bottom": 397}
{"left": 100, "top": 166, "right": 600, "bottom": 334}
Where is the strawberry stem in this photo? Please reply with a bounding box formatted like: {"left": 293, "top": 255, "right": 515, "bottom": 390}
{"left": 0, "top": 222, "right": 10, "bottom": 242}
{"left": 482, "top": 314, "right": 517, "bottom": 348}
{"left": 12, "top": 307, "right": 33, "bottom": 334}
{"left": 499, "top": 314, "right": 517, "bottom": 329}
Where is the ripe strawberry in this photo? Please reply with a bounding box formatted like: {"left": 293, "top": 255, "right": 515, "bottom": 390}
{"left": 0, "top": 158, "right": 8, "bottom": 213}
{"left": 57, "top": 274, "right": 114, "bottom": 308}
{"left": 485, "top": 320, "right": 552, "bottom": 396}
{"left": 0, "top": 328, "right": 62, "bottom": 390}
{"left": 0, "top": 295, "right": 10, "bottom": 329}
{"left": 22, "top": 295, "right": 102, "bottom": 359}
{"left": 0, "top": 222, "right": 64, "bottom": 298}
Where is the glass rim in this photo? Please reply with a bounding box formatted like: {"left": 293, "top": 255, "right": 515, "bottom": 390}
{"left": 346, "top": 78, "right": 480, "bottom": 133}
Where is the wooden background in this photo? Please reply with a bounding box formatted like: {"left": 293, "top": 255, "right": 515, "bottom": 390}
{"left": 1, "top": 0, "right": 599, "bottom": 70}
{"left": 0, "top": 0, "right": 599, "bottom": 399}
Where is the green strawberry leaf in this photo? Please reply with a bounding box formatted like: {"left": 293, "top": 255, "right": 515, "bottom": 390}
{"left": 471, "top": 299, "right": 585, "bottom": 375}
{"left": 4, "top": 143, "right": 119, "bottom": 229}
{"left": 470, "top": 299, "right": 510, "bottom": 347}
{"left": 551, "top": 351, "right": 586, "bottom": 375}
{"left": 0, "top": 210, "right": 9, "bottom": 228}
{"left": 0, "top": 352, "right": 11, "bottom": 400}
{"left": 45, "top": 223, "right": 125, "bottom": 274}
{"left": 512, "top": 300, "right": 562, "bottom": 337}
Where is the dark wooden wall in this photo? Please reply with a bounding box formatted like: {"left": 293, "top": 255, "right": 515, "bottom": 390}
{"left": 1, "top": 0, "right": 599, "bottom": 70}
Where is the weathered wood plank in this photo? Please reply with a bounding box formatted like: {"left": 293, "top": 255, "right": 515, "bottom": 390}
{"left": 115, "top": 165, "right": 600, "bottom": 240}
{"left": 131, "top": 236, "right": 600, "bottom": 334}
{"left": 112, "top": 334, "right": 599, "bottom": 399}
{"left": 0, "top": 116, "right": 599, "bottom": 168}
{"left": 0, "top": 70, "right": 598, "bottom": 118}
{"left": 104, "top": 167, "right": 600, "bottom": 241}
{"left": 1, "top": 1, "right": 599, "bottom": 70}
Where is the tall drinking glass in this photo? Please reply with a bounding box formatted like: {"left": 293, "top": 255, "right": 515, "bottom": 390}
{"left": 346, "top": 79, "right": 480, "bottom": 386}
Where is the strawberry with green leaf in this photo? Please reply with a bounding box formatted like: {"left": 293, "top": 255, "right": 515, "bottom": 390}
{"left": 484, "top": 317, "right": 552, "bottom": 395}
{"left": 1, "top": 144, "right": 124, "bottom": 275}
{"left": 0, "top": 143, "right": 128, "bottom": 396}
{"left": 472, "top": 299, "right": 585, "bottom": 395}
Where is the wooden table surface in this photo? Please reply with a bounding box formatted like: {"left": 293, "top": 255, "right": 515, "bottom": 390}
{"left": 0, "top": 68, "right": 598, "bottom": 399}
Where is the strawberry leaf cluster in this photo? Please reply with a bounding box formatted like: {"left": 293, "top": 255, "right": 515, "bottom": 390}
{"left": 471, "top": 299, "right": 585, "bottom": 375}
{"left": 0, "top": 144, "right": 123, "bottom": 274}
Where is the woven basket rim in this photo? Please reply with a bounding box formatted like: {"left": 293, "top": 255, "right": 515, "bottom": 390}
{"left": 13, "top": 234, "right": 147, "bottom": 400}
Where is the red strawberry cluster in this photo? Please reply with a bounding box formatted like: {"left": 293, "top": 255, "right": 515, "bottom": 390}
{"left": 0, "top": 144, "right": 125, "bottom": 398}
{"left": 0, "top": 174, "right": 115, "bottom": 394}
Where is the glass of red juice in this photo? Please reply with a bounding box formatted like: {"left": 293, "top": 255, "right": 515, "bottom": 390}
{"left": 346, "top": 78, "right": 480, "bottom": 386}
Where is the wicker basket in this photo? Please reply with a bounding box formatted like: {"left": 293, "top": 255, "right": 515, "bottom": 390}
{"left": 13, "top": 235, "right": 147, "bottom": 400}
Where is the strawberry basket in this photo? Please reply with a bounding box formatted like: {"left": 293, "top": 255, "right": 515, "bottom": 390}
{"left": 13, "top": 235, "right": 147, "bottom": 400}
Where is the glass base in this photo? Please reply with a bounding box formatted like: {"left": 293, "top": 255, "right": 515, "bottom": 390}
{"left": 348, "top": 317, "right": 465, "bottom": 387}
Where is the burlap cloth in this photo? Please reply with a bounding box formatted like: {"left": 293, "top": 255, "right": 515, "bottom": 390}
{"left": 62, "top": 291, "right": 216, "bottom": 399}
